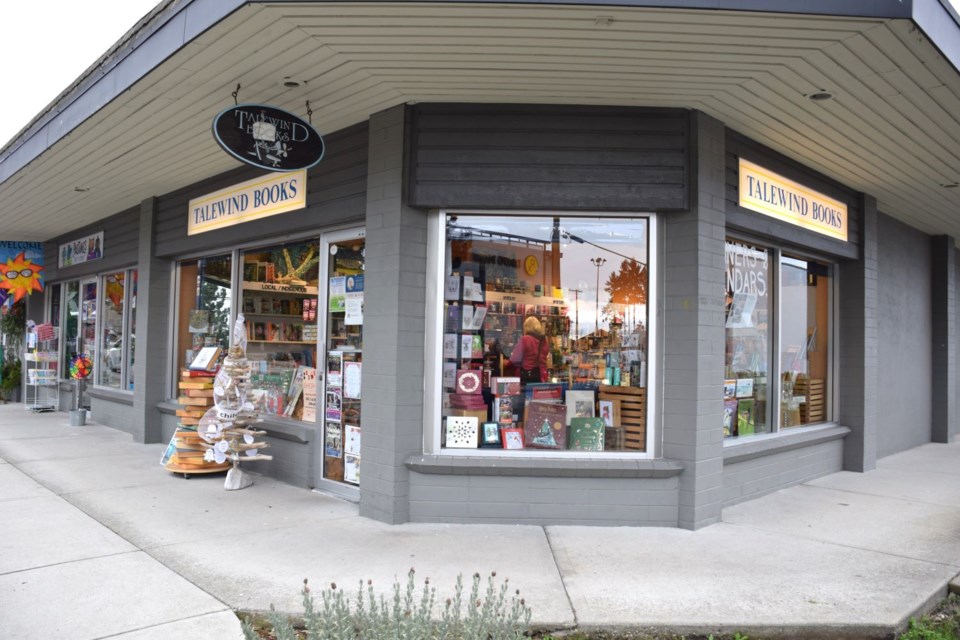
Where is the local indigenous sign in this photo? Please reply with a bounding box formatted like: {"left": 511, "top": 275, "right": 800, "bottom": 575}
{"left": 188, "top": 170, "right": 307, "bottom": 235}
{"left": 213, "top": 104, "right": 324, "bottom": 172}
{"left": 0, "top": 241, "right": 44, "bottom": 305}
{"left": 738, "top": 158, "right": 848, "bottom": 241}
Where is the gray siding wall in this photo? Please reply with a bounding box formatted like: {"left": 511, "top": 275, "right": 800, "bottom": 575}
{"left": 838, "top": 198, "right": 879, "bottom": 471}
{"left": 931, "top": 235, "right": 956, "bottom": 443}
{"left": 358, "top": 106, "right": 428, "bottom": 524}
{"left": 153, "top": 122, "right": 369, "bottom": 257}
{"left": 44, "top": 205, "right": 141, "bottom": 281}
{"left": 725, "top": 130, "right": 861, "bottom": 261}
{"left": 91, "top": 396, "right": 135, "bottom": 434}
{"left": 723, "top": 439, "right": 844, "bottom": 507}
{"left": 408, "top": 104, "right": 689, "bottom": 211}
{"left": 877, "top": 212, "right": 932, "bottom": 457}
{"left": 409, "top": 474, "right": 679, "bottom": 526}
{"left": 661, "top": 112, "right": 727, "bottom": 530}
{"left": 956, "top": 247, "right": 960, "bottom": 439}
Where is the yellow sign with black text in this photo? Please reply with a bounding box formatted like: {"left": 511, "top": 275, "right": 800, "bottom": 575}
{"left": 188, "top": 170, "right": 306, "bottom": 235}
{"left": 738, "top": 159, "right": 847, "bottom": 241}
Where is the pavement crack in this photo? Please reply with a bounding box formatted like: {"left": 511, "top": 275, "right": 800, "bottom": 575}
{"left": 542, "top": 525, "right": 579, "bottom": 630}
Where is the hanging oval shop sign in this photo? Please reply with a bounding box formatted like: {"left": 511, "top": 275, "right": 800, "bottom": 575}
{"left": 212, "top": 104, "right": 325, "bottom": 172}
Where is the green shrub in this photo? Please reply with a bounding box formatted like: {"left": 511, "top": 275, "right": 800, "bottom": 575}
{"left": 241, "top": 568, "right": 532, "bottom": 640}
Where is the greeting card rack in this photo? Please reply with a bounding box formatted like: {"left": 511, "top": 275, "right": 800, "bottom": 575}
{"left": 24, "top": 331, "right": 59, "bottom": 413}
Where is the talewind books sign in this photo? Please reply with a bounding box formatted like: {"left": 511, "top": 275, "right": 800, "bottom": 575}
{"left": 188, "top": 170, "right": 307, "bottom": 235}
{"left": 738, "top": 158, "right": 848, "bottom": 241}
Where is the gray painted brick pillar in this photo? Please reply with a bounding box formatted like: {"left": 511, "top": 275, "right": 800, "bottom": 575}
{"left": 131, "top": 197, "right": 171, "bottom": 443}
{"left": 359, "top": 105, "right": 427, "bottom": 524}
{"left": 839, "top": 197, "right": 879, "bottom": 471}
{"left": 931, "top": 234, "right": 956, "bottom": 443}
{"left": 662, "top": 112, "right": 726, "bottom": 530}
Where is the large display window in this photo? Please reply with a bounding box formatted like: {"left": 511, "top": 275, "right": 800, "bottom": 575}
{"left": 95, "top": 270, "right": 139, "bottom": 390}
{"left": 175, "top": 254, "right": 232, "bottom": 375}
{"left": 434, "top": 213, "right": 653, "bottom": 454}
{"left": 724, "top": 239, "right": 833, "bottom": 438}
{"left": 49, "top": 268, "right": 138, "bottom": 395}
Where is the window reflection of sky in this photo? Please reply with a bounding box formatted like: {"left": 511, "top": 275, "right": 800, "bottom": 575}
{"left": 448, "top": 215, "right": 648, "bottom": 336}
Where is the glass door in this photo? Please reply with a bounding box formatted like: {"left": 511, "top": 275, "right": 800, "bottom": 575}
{"left": 79, "top": 278, "right": 98, "bottom": 408}
{"left": 316, "top": 229, "right": 365, "bottom": 492}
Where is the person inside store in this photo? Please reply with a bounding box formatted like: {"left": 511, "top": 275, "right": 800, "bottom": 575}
{"left": 510, "top": 315, "right": 549, "bottom": 384}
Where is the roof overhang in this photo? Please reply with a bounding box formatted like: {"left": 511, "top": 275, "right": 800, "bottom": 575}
{"left": 2, "top": 0, "right": 960, "bottom": 241}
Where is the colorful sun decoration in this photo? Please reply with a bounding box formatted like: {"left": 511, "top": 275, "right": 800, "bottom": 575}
{"left": 70, "top": 354, "right": 93, "bottom": 380}
{"left": 0, "top": 251, "right": 44, "bottom": 303}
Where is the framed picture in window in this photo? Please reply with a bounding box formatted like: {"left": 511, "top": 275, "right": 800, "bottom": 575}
{"left": 501, "top": 427, "right": 524, "bottom": 450}
{"left": 598, "top": 399, "right": 620, "bottom": 428}
{"left": 480, "top": 422, "right": 502, "bottom": 448}
{"left": 565, "top": 390, "right": 595, "bottom": 426}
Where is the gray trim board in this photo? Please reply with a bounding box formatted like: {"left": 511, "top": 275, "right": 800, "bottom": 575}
{"left": 723, "top": 425, "right": 850, "bottom": 465}
{"left": 87, "top": 387, "right": 135, "bottom": 406}
{"left": 407, "top": 455, "right": 684, "bottom": 478}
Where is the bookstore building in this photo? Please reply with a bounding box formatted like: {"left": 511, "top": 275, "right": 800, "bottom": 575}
{"left": 5, "top": 0, "right": 960, "bottom": 528}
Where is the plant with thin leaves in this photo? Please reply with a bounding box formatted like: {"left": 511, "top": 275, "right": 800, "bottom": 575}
{"left": 241, "top": 568, "right": 531, "bottom": 640}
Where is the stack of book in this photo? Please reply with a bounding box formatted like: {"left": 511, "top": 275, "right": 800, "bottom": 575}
{"left": 449, "top": 393, "right": 487, "bottom": 410}
{"left": 161, "top": 369, "right": 230, "bottom": 474}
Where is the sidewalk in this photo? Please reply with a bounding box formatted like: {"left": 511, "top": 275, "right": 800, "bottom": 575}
{"left": 0, "top": 404, "right": 958, "bottom": 640}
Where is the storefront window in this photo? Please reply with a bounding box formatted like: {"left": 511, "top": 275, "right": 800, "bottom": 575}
{"left": 440, "top": 214, "right": 650, "bottom": 453}
{"left": 723, "top": 239, "right": 832, "bottom": 438}
{"left": 99, "top": 272, "right": 125, "bottom": 388}
{"left": 724, "top": 242, "right": 771, "bottom": 437}
{"left": 240, "top": 240, "right": 319, "bottom": 421}
{"left": 321, "top": 236, "right": 365, "bottom": 485}
{"left": 127, "top": 271, "right": 137, "bottom": 391}
{"left": 780, "top": 255, "right": 831, "bottom": 429}
{"left": 176, "top": 255, "right": 232, "bottom": 374}
{"left": 62, "top": 281, "right": 79, "bottom": 377}
{"left": 48, "top": 283, "right": 61, "bottom": 375}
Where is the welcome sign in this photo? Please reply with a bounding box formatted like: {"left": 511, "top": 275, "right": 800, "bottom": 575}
{"left": 188, "top": 170, "right": 307, "bottom": 235}
{"left": 738, "top": 159, "right": 848, "bottom": 241}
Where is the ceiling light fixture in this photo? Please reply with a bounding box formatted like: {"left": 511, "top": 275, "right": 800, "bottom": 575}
{"left": 281, "top": 77, "right": 305, "bottom": 89}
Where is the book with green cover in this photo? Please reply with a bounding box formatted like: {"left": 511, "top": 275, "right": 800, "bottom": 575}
{"left": 737, "top": 398, "right": 755, "bottom": 436}
{"left": 569, "top": 417, "right": 605, "bottom": 451}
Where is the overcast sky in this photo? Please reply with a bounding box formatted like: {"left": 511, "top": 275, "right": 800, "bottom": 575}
{"left": 1, "top": 0, "right": 960, "bottom": 150}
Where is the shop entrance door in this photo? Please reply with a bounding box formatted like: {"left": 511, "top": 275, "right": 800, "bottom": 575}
{"left": 314, "top": 229, "right": 365, "bottom": 496}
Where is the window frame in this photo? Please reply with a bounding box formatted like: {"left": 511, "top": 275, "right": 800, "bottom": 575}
{"left": 425, "top": 209, "right": 659, "bottom": 459}
{"left": 49, "top": 267, "right": 137, "bottom": 392}
{"left": 723, "top": 234, "right": 838, "bottom": 443}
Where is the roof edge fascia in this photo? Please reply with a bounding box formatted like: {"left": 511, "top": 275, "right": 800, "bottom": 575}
{"left": 4, "top": 0, "right": 957, "bottom": 189}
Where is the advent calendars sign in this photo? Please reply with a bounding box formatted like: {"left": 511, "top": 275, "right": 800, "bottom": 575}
{"left": 212, "top": 104, "right": 325, "bottom": 172}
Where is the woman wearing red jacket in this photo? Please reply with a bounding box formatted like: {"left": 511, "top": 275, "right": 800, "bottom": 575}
{"left": 509, "top": 316, "right": 548, "bottom": 384}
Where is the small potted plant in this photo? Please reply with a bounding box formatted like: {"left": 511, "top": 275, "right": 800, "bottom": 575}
{"left": 0, "top": 358, "right": 21, "bottom": 403}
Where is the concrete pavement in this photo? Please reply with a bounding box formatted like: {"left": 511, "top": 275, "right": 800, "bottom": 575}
{"left": 0, "top": 403, "right": 958, "bottom": 639}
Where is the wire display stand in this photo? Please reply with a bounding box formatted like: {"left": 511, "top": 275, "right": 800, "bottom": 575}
{"left": 24, "top": 325, "right": 59, "bottom": 413}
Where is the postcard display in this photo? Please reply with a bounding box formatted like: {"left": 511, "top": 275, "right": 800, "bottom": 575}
{"left": 442, "top": 268, "right": 647, "bottom": 452}
{"left": 321, "top": 242, "right": 365, "bottom": 485}
{"left": 241, "top": 244, "right": 320, "bottom": 422}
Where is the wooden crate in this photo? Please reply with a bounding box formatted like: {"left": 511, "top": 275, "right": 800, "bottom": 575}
{"left": 598, "top": 385, "right": 646, "bottom": 451}
{"left": 795, "top": 378, "right": 825, "bottom": 423}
